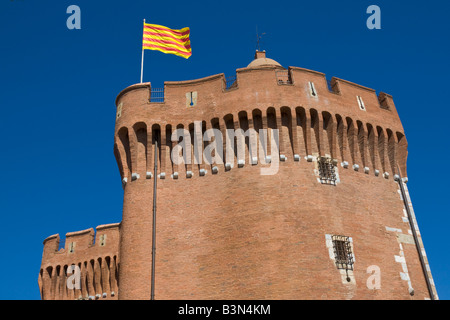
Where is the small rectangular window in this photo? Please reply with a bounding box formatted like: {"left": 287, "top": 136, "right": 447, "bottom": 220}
{"left": 150, "top": 88, "right": 165, "bottom": 103}
{"left": 318, "top": 156, "right": 337, "bottom": 185}
{"left": 276, "top": 70, "right": 292, "bottom": 85}
{"left": 332, "top": 235, "right": 353, "bottom": 270}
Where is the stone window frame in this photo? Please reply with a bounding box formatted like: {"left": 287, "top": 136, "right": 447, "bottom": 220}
{"left": 325, "top": 234, "right": 356, "bottom": 284}
{"left": 356, "top": 95, "right": 366, "bottom": 111}
{"left": 308, "top": 81, "right": 318, "bottom": 97}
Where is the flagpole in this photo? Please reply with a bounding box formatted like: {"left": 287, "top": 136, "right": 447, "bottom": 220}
{"left": 140, "top": 19, "right": 145, "bottom": 83}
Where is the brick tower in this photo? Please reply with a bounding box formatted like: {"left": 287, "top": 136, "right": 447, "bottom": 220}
{"left": 39, "top": 51, "right": 438, "bottom": 300}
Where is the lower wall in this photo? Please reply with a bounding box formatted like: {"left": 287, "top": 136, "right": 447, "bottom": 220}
{"left": 133, "top": 158, "right": 432, "bottom": 299}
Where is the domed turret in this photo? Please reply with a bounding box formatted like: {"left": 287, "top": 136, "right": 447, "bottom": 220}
{"left": 247, "top": 50, "right": 283, "bottom": 68}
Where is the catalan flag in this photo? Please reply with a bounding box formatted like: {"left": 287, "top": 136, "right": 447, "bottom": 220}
{"left": 142, "top": 22, "right": 192, "bottom": 59}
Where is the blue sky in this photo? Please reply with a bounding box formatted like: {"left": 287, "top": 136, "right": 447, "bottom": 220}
{"left": 0, "top": 0, "right": 448, "bottom": 300}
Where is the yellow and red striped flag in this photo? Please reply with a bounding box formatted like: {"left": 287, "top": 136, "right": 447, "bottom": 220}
{"left": 142, "top": 23, "right": 192, "bottom": 59}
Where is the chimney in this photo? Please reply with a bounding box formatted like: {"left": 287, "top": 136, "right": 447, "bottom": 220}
{"left": 254, "top": 50, "right": 266, "bottom": 59}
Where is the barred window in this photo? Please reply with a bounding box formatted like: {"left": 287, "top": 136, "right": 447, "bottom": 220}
{"left": 225, "top": 75, "right": 237, "bottom": 90}
{"left": 276, "top": 70, "right": 292, "bottom": 85}
{"left": 150, "top": 87, "right": 164, "bottom": 103}
{"left": 332, "top": 235, "right": 353, "bottom": 271}
{"left": 318, "top": 156, "right": 337, "bottom": 185}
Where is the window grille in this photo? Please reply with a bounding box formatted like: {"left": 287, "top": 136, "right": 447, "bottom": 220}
{"left": 150, "top": 88, "right": 165, "bottom": 103}
{"left": 318, "top": 156, "right": 337, "bottom": 185}
{"left": 332, "top": 235, "right": 354, "bottom": 271}
{"left": 225, "top": 75, "right": 237, "bottom": 90}
{"left": 58, "top": 238, "right": 66, "bottom": 251}
{"left": 276, "top": 70, "right": 292, "bottom": 85}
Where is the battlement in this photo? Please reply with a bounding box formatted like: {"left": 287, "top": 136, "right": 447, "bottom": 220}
{"left": 42, "top": 223, "right": 120, "bottom": 257}
{"left": 39, "top": 223, "right": 120, "bottom": 300}
{"left": 113, "top": 54, "right": 407, "bottom": 185}
{"left": 115, "top": 65, "right": 398, "bottom": 121}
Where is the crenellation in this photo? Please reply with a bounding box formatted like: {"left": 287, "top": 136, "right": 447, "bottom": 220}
{"left": 39, "top": 223, "right": 120, "bottom": 300}
{"left": 116, "top": 82, "right": 151, "bottom": 110}
{"left": 41, "top": 223, "right": 120, "bottom": 261}
{"left": 327, "top": 77, "right": 341, "bottom": 95}
{"left": 65, "top": 228, "right": 95, "bottom": 250}
{"left": 42, "top": 234, "right": 59, "bottom": 259}
{"left": 115, "top": 63, "right": 402, "bottom": 133}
